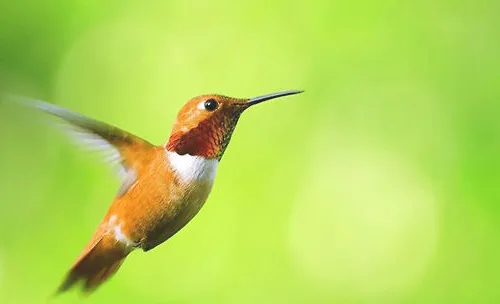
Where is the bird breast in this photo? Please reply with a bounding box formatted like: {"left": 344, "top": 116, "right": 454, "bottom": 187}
{"left": 166, "top": 151, "right": 218, "bottom": 183}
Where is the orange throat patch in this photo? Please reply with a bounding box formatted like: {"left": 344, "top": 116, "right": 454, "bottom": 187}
{"left": 166, "top": 112, "right": 241, "bottom": 160}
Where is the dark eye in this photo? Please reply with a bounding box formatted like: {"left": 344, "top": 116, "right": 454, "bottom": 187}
{"left": 204, "top": 99, "right": 218, "bottom": 111}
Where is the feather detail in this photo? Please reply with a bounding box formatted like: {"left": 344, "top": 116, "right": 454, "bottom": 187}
{"left": 15, "top": 97, "right": 154, "bottom": 195}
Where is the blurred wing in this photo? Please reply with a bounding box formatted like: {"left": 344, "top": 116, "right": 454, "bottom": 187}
{"left": 22, "top": 98, "right": 154, "bottom": 195}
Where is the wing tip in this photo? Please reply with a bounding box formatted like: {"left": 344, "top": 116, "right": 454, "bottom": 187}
{"left": 2, "top": 93, "right": 55, "bottom": 113}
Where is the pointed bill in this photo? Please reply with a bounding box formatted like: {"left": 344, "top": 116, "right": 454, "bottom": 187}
{"left": 247, "top": 90, "right": 304, "bottom": 106}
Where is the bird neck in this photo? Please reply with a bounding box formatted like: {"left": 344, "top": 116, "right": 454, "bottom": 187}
{"left": 165, "top": 113, "right": 241, "bottom": 160}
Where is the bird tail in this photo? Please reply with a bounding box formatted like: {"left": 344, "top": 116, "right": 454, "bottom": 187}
{"left": 57, "top": 234, "right": 131, "bottom": 294}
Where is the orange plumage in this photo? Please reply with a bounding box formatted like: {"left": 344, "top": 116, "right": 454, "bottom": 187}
{"left": 24, "top": 90, "right": 303, "bottom": 293}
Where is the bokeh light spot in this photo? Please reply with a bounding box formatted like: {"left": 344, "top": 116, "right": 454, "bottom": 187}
{"left": 289, "top": 136, "right": 439, "bottom": 299}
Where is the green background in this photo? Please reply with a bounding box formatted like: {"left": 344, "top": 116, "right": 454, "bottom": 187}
{"left": 1, "top": 0, "right": 499, "bottom": 303}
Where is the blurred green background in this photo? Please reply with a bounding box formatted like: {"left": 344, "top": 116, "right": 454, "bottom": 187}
{"left": 0, "top": 0, "right": 499, "bottom": 303}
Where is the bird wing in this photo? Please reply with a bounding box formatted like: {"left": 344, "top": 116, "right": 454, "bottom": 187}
{"left": 22, "top": 98, "right": 155, "bottom": 196}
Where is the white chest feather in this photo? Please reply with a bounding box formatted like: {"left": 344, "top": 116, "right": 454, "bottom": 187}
{"left": 166, "top": 151, "right": 218, "bottom": 183}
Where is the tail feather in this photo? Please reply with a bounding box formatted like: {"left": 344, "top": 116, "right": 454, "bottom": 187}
{"left": 58, "top": 235, "right": 130, "bottom": 294}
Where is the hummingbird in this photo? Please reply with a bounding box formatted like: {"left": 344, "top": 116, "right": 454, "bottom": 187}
{"left": 22, "top": 90, "right": 302, "bottom": 294}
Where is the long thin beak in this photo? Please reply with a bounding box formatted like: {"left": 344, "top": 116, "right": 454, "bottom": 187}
{"left": 246, "top": 90, "right": 304, "bottom": 106}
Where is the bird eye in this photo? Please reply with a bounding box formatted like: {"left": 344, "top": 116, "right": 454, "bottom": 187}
{"left": 204, "top": 99, "right": 218, "bottom": 111}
